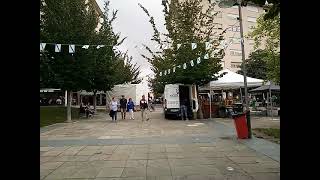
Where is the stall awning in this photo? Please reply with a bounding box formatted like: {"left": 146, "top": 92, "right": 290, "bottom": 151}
{"left": 200, "top": 69, "right": 264, "bottom": 90}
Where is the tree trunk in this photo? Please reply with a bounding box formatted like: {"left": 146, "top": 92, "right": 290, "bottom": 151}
{"left": 67, "top": 90, "right": 72, "bottom": 122}
{"left": 93, "top": 91, "right": 97, "bottom": 112}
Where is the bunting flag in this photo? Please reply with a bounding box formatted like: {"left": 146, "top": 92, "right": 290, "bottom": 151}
{"left": 168, "top": 69, "right": 171, "bottom": 74}
{"left": 183, "top": 63, "right": 187, "bottom": 69}
{"left": 197, "top": 57, "right": 201, "bottom": 64}
{"left": 159, "top": 72, "right": 162, "bottom": 76}
{"left": 55, "top": 44, "right": 61, "bottom": 52}
{"left": 177, "top": 65, "right": 181, "bottom": 68}
{"left": 173, "top": 66, "right": 176, "bottom": 73}
{"left": 69, "top": 45, "right": 75, "bottom": 53}
{"left": 40, "top": 43, "right": 46, "bottom": 52}
{"left": 164, "top": 70, "right": 167, "bottom": 75}
{"left": 190, "top": 60, "right": 194, "bottom": 67}
{"left": 177, "top": 44, "right": 181, "bottom": 50}
{"left": 191, "top": 43, "right": 197, "bottom": 50}
{"left": 96, "top": 45, "right": 105, "bottom": 49}
{"left": 82, "top": 45, "right": 89, "bottom": 49}
{"left": 204, "top": 53, "right": 209, "bottom": 59}
{"left": 205, "top": 42, "right": 211, "bottom": 50}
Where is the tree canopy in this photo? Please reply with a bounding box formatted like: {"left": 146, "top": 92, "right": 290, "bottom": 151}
{"left": 139, "top": 0, "right": 225, "bottom": 94}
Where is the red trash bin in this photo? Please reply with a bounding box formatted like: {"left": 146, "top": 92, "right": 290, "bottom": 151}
{"left": 232, "top": 113, "right": 249, "bottom": 139}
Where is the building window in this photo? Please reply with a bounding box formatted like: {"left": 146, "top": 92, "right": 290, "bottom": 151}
{"left": 228, "top": 25, "right": 240, "bottom": 32}
{"left": 227, "top": 13, "right": 239, "bottom": 20}
{"left": 213, "top": 23, "right": 223, "bottom": 29}
{"left": 230, "top": 49, "right": 242, "bottom": 56}
{"left": 231, "top": 62, "right": 242, "bottom": 68}
{"left": 247, "top": 6, "right": 259, "bottom": 12}
{"left": 247, "top": 16, "right": 257, "bottom": 23}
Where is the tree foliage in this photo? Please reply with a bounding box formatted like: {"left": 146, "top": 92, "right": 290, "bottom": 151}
{"left": 139, "top": 0, "right": 225, "bottom": 94}
{"left": 40, "top": 0, "right": 140, "bottom": 92}
{"left": 246, "top": 0, "right": 280, "bottom": 20}
{"left": 247, "top": 13, "right": 280, "bottom": 84}
{"left": 237, "top": 49, "right": 268, "bottom": 80}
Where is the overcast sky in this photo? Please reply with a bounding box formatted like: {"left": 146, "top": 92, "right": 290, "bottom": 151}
{"left": 96, "top": 0, "right": 167, "bottom": 80}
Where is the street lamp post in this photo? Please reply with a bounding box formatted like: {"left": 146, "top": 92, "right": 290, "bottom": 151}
{"left": 218, "top": 0, "right": 252, "bottom": 138}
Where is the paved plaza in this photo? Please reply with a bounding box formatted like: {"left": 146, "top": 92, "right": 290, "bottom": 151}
{"left": 40, "top": 108, "right": 280, "bottom": 180}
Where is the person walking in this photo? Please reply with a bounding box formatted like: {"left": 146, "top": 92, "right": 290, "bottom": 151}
{"left": 180, "top": 98, "right": 189, "bottom": 121}
{"left": 109, "top": 97, "right": 118, "bottom": 122}
{"left": 140, "top": 95, "right": 149, "bottom": 121}
{"left": 120, "top": 95, "right": 127, "bottom": 120}
{"left": 127, "top": 98, "right": 135, "bottom": 120}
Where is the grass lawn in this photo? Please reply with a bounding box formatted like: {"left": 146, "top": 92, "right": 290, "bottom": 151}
{"left": 253, "top": 128, "right": 280, "bottom": 144}
{"left": 40, "top": 106, "right": 79, "bottom": 127}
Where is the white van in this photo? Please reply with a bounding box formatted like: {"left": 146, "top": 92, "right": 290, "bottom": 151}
{"left": 163, "top": 84, "right": 198, "bottom": 119}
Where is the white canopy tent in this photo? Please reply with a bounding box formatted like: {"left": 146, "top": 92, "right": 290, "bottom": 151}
{"left": 207, "top": 69, "right": 264, "bottom": 90}
{"left": 199, "top": 69, "right": 264, "bottom": 119}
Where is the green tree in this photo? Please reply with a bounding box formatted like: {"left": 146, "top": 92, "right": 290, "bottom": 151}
{"left": 139, "top": 0, "right": 225, "bottom": 95}
{"left": 40, "top": 0, "right": 99, "bottom": 121}
{"left": 248, "top": 13, "right": 280, "bottom": 84}
{"left": 237, "top": 49, "right": 268, "bottom": 79}
{"left": 41, "top": 0, "right": 141, "bottom": 114}
{"left": 245, "top": 0, "right": 280, "bottom": 20}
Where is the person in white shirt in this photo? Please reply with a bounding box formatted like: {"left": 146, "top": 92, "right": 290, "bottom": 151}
{"left": 109, "top": 97, "right": 118, "bottom": 122}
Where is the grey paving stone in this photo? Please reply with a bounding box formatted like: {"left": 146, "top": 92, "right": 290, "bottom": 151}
{"left": 50, "top": 155, "right": 91, "bottom": 162}
{"left": 41, "top": 150, "right": 64, "bottom": 157}
{"left": 126, "top": 160, "right": 148, "bottom": 167}
{"left": 100, "top": 160, "right": 127, "bottom": 168}
{"left": 147, "top": 176, "right": 173, "bottom": 180}
{"left": 69, "top": 165, "right": 103, "bottom": 178}
{"left": 40, "top": 161, "right": 64, "bottom": 170}
{"left": 147, "top": 167, "right": 171, "bottom": 176}
{"left": 77, "top": 150, "right": 100, "bottom": 156}
{"left": 238, "top": 163, "right": 280, "bottom": 173}
{"left": 129, "top": 153, "right": 149, "bottom": 160}
{"left": 148, "top": 153, "right": 167, "bottom": 160}
{"left": 96, "top": 167, "right": 124, "bottom": 178}
{"left": 40, "top": 147, "right": 55, "bottom": 152}
{"left": 250, "top": 172, "right": 280, "bottom": 180}
{"left": 121, "top": 167, "right": 146, "bottom": 177}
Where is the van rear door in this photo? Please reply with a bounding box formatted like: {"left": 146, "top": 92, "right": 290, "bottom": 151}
{"left": 164, "top": 84, "right": 180, "bottom": 109}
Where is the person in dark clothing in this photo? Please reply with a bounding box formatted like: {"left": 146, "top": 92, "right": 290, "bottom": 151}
{"left": 140, "top": 95, "right": 149, "bottom": 121}
{"left": 120, "top": 95, "right": 127, "bottom": 120}
{"left": 180, "top": 99, "right": 189, "bottom": 121}
{"left": 127, "top": 98, "right": 135, "bottom": 120}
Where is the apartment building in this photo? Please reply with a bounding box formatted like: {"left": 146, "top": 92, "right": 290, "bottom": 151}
{"left": 203, "top": 0, "right": 265, "bottom": 72}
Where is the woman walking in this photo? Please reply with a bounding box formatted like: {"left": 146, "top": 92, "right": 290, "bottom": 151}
{"left": 127, "top": 98, "right": 135, "bottom": 120}
{"left": 109, "top": 97, "right": 118, "bottom": 122}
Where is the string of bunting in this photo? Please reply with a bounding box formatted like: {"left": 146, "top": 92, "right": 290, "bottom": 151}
{"left": 40, "top": 42, "right": 115, "bottom": 54}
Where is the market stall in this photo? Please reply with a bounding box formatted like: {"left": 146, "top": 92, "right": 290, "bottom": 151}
{"left": 199, "top": 69, "right": 264, "bottom": 118}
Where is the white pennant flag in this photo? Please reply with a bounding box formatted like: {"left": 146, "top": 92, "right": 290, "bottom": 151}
{"left": 96, "top": 45, "right": 105, "bottom": 49}
{"left": 69, "top": 45, "right": 75, "bottom": 53}
{"left": 191, "top": 43, "right": 197, "bottom": 50}
{"left": 159, "top": 72, "right": 162, "bottom": 76}
{"left": 55, "top": 44, "right": 61, "bottom": 52}
{"left": 183, "top": 63, "right": 187, "bottom": 69}
{"left": 177, "top": 65, "right": 181, "bottom": 68}
{"left": 40, "top": 43, "right": 46, "bottom": 52}
{"left": 173, "top": 67, "right": 176, "bottom": 73}
{"left": 197, "top": 57, "right": 201, "bottom": 64}
{"left": 82, "top": 45, "right": 89, "bottom": 49}
{"left": 204, "top": 53, "right": 209, "bottom": 59}
{"left": 190, "top": 60, "right": 194, "bottom": 67}
{"left": 164, "top": 70, "right": 167, "bottom": 75}
{"left": 205, "top": 42, "right": 211, "bottom": 50}
{"left": 177, "top": 44, "right": 181, "bottom": 50}
{"left": 168, "top": 69, "right": 171, "bottom": 74}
